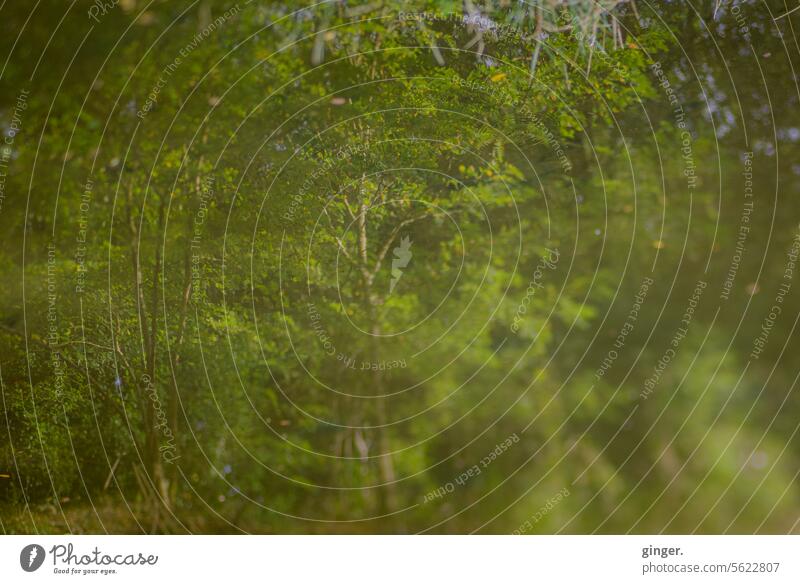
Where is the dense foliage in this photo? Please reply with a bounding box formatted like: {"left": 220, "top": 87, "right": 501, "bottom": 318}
{"left": 1, "top": 0, "right": 799, "bottom": 533}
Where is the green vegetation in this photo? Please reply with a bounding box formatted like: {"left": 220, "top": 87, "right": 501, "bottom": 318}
{"left": 1, "top": 0, "right": 799, "bottom": 533}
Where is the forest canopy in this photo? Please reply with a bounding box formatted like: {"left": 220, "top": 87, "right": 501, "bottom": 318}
{"left": 1, "top": 0, "right": 799, "bottom": 534}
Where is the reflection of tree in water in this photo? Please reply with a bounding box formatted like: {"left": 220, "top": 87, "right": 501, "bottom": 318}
{"left": 0, "top": 1, "right": 798, "bottom": 534}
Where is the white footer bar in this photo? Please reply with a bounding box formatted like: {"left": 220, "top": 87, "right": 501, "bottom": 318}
{"left": 2, "top": 535, "right": 798, "bottom": 583}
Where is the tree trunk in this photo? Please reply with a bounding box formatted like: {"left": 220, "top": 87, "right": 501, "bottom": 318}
{"left": 356, "top": 178, "right": 403, "bottom": 531}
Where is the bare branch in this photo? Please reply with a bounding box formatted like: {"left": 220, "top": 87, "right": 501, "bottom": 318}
{"left": 322, "top": 207, "right": 359, "bottom": 269}
{"left": 341, "top": 193, "right": 356, "bottom": 221}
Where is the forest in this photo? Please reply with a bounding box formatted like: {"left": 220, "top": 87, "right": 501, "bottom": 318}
{"left": 1, "top": 0, "right": 800, "bottom": 534}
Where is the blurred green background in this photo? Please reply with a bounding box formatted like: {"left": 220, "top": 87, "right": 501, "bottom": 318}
{"left": 1, "top": 0, "right": 799, "bottom": 533}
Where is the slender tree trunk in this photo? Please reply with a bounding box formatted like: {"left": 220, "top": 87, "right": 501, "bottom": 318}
{"left": 148, "top": 198, "right": 172, "bottom": 529}
{"left": 130, "top": 192, "right": 173, "bottom": 531}
{"left": 370, "top": 316, "right": 401, "bottom": 531}
{"left": 355, "top": 185, "right": 402, "bottom": 530}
